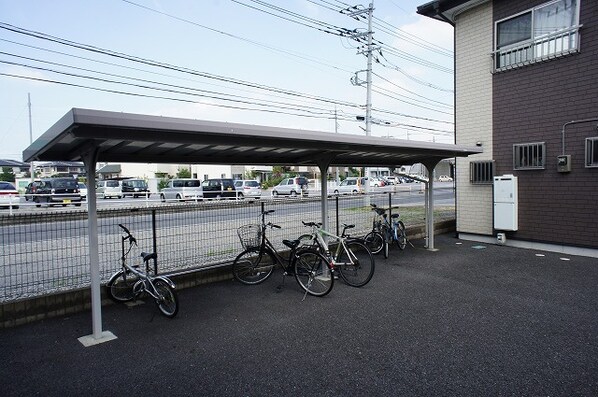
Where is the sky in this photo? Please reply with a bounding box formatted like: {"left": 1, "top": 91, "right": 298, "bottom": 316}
{"left": 0, "top": 0, "right": 454, "bottom": 161}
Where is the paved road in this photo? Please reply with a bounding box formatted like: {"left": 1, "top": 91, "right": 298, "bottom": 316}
{"left": 1, "top": 234, "right": 596, "bottom": 396}
{"left": 2, "top": 182, "right": 454, "bottom": 214}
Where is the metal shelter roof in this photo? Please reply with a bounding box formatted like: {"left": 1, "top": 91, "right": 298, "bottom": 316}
{"left": 23, "top": 108, "right": 481, "bottom": 166}
{"left": 22, "top": 108, "right": 482, "bottom": 346}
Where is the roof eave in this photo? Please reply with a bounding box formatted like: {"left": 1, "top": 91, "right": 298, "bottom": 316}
{"left": 417, "top": 0, "right": 490, "bottom": 24}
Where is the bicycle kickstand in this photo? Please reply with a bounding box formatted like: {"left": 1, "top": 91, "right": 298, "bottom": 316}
{"left": 276, "top": 271, "right": 288, "bottom": 293}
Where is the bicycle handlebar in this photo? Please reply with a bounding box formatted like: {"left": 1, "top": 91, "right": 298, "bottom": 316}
{"left": 267, "top": 222, "right": 281, "bottom": 229}
{"left": 263, "top": 209, "right": 275, "bottom": 215}
{"left": 302, "top": 221, "right": 322, "bottom": 228}
{"left": 369, "top": 204, "right": 387, "bottom": 216}
{"left": 118, "top": 223, "right": 137, "bottom": 245}
{"left": 118, "top": 223, "right": 131, "bottom": 235}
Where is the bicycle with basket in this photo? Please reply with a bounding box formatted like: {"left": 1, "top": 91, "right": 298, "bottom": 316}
{"left": 233, "top": 209, "right": 334, "bottom": 300}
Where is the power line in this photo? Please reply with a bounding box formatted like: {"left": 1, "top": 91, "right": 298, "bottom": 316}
{"left": 0, "top": 22, "right": 360, "bottom": 108}
{"left": 372, "top": 72, "right": 452, "bottom": 108}
{"left": 0, "top": 20, "right": 455, "bottom": 137}
{"left": 121, "top": 0, "right": 356, "bottom": 75}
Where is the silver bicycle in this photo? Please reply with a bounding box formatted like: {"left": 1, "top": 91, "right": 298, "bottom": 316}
{"left": 106, "top": 224, "right": 179, "bottom": 318}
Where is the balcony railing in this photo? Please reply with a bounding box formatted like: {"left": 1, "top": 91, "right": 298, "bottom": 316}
{"left": 493, "top": 25, "right": 581, "bottom": 72}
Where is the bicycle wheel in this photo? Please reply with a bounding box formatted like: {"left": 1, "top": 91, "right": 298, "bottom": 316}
{"left": 106, "top": 269, "right": 139, "bottom": 302}
{"left": 381, "top": 223, "right": 392, "bottom": 252}
{"left": 232, "top": 247, "right": 276, "bottom": 285}
{"left": 395, "top": 221, "right": 407, "bottom": 250}
{"left": 293, "top": 250, "right": 334, "bottom": 297}
{"left": 336, "top": 240, "right": 375, "bottom": 287}
{"left": 153, "top": 279, "right": 179, "bottom": 318}
{"left": 363, "top": 231, "right": 384, "bottom": 255}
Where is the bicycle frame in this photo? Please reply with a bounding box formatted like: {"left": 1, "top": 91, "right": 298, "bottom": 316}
{"left": 307, "top": 224, "right": 359, "bottom": 268}
{"left": 372, "top": 208, "right": 400, "bottom": 242}
{"left": 248, "top": 210, "right": 305, "bottom": 273}
{"left": 118, "top": 227, "right": 176, "bottom": 299}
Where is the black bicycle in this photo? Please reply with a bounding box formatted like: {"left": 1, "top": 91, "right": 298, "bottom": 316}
{"left": 106, "top": 224, "right": 179, "bottom": 318}
{"left": 232, "top": 209, "right": 334, "bottom": 299}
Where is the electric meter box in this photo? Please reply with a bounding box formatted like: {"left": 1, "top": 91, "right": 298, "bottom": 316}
{"left": 557, "top": 155, "right": 571, "bottom": 173}
{"left": 493, "top": 175, "right": 518, "bottom": 231}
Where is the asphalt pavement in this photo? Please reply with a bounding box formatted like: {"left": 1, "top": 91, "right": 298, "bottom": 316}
{"left": 1, "top": 233, "right": 597, "bottom": 396}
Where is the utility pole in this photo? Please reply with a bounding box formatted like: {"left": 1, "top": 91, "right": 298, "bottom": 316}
{"left": 344, "top": 2, "right": 376, "bottom": 184}
{"left": 334, "top": 106, "right": 340, "bottom": 182}
{"left": 365, "top": 2, "right": 374, "bottom": 137}
{"left": 345, "top": 2, "right": 375, "bottom": 137}
{"left": 28, "top": 93, "right": 34, "bottom": 182}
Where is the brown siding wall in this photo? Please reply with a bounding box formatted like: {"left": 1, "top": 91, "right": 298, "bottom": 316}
{"left": 493, "top": 0, "right": 598, "bottom": 248}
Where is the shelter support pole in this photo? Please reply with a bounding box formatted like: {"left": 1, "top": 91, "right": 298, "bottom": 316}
{"left": 78, "top": 147, "right": 117, "bottom": 347}
{"left": 424, "top": 162, "right": 439, "bottom": 252}
{"left": 316, "top": 156, "right": 334, "bottom": 231}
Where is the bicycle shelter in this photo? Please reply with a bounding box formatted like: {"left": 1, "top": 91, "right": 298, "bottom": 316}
{"left": 23, "top": 108, "right": 482, "bottom": 345}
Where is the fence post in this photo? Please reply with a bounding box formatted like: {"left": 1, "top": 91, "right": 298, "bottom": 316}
{"left": 152, "top": 209, "right": 158, "bottom": 274}
{"left": 335, "top": 195, "right": 339, "bottom": 236}
{"left": 388, "top": 191, "right": 392, "bottom": 218}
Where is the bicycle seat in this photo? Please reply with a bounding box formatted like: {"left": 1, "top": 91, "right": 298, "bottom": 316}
{"left": 391, "top": 214, "right": 400, "bottom": 219}
{"left": 140, "top": 252, "right": 157, "bottom": 262}
{"left": 282, "top": 239, "right": 300, "bottom": 249}
{"left": 374, "top": 208, "right": 386, "bottom": 215}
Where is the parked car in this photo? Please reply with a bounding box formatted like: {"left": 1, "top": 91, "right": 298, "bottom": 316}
{"left": 271, "top": 177, "right": 309, "bottom": 197}
{"left": 438, "top": 175, "right": 453, "bottom": 182}
{"left": 384, "top": 176, "right": 400, "bottom": 185}
{"left": 122, "top": 179, "right": 150, "bottom": 198}
{"left": 370, "top": 177, "right": 386, "bottom": 187}
{"left": 96, "top": 180, "right": 122, "bottom": 199}
{"left": 201, "top": 178, "right": 236, "bottom": 200}
{"left": 333, "top": 177, "right": 365, "bottom": 195}
{"left": 78, "top": 183, "right": 88, "bottom": 200}
{"left": 234, "top": 180, "right": 262, "bottom": 200}
{"left": 24, "top": 181, "right": 42, "bottom": 201}
{"left": 34, "top": 178, "right": 82, "bottom": 207}
{"left": 160, "top": 178, "right": 202, "bottom": 201}
{"left": 0, "top": 181, "right": 19, "bottom": 209}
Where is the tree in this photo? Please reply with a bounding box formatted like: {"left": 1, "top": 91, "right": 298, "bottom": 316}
{"left": 176, "top": 167, "right": 191, "bottom": 178}
{"left": 0, "top": 167, "right": 16, "bottom": 182}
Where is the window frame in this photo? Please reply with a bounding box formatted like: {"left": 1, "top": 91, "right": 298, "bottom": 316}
{"left": 494, "top": 0, "right": 581, "bottom": 71}
{"left": 513, "top": 142, "right": 546, "bottom": 170}
{"left": 585, "top": 137, "right": 598, "bottom": 168}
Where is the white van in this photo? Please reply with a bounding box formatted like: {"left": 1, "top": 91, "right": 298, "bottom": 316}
{"left": 96, "top": 180, "right": 122, "bottom": 199}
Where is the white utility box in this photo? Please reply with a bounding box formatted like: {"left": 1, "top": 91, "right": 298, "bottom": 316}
{"left": 493, "top": 175, "right": 518, "bottom": 231}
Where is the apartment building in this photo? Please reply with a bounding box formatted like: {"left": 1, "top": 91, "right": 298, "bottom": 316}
{"left": 418, "top": 0, "right": 598, "bottom": 250}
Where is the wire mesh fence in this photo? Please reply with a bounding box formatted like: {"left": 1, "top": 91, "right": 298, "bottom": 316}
{"left": 0, "top": 192, "right": 454, "bottom": 303}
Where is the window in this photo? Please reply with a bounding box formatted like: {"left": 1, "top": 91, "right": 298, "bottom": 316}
{"left": 585, "top": 137, "right": 598, "bottom": 168}
{"left": 470, "top": 161, "right": 495, "bottom": 184}
{"left": 513, "top": 142, "right": 546, "bottom": 170}
{"left": 494, "top": 0, "right": 580, "bottom": 71}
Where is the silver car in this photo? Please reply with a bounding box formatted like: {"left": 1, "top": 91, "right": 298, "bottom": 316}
{"left": 271, "top": 177, "right": 309, "bottom": 197}
{"left": 160, "top": 178, "right": 202, "bottom": 201}
{"left": 234, "top": 180, "right": 262, "bottom": 200}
